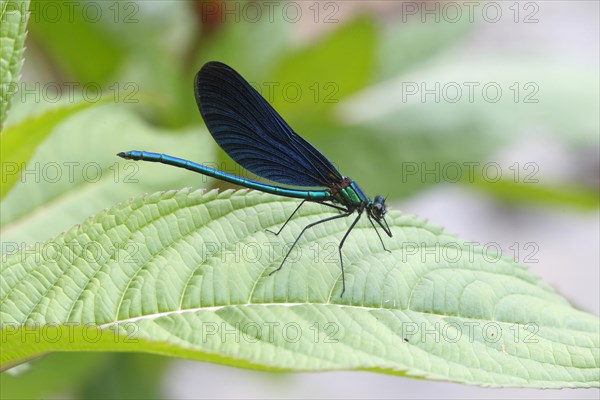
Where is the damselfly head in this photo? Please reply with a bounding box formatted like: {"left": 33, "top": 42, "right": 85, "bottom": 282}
{"left": 371, "top": 195, "right": 387, "bottom": 218}
{"left": 370, "top": 195, "right": 392, "bottom": 237}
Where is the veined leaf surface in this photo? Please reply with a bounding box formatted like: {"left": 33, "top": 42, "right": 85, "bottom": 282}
{"left": 1, "top": 189, "right": 598, "bottom": 388}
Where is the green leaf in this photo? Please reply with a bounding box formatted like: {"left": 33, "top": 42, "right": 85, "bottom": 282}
{"left": 199, "top": 17, "right": 291, "bottom": 81}
{"left": 377, "top": 13, "right": 473, "bottom": 81}
{"left": 77, "top": 353, "right": 169, "bottom": 399}
{"left": 0, "top": 353, "right": 112, "bottom": 399}
{"left": 468, "top": 177, "right": 600, "bottom": 210}
{"left": 0, "top": 0, "right": 30, "bottom": 127}
{"left": 114, "top": 2, "right": 200, "bottom": 128}
{"left": 0, "top": 100, "right": 104, "bottom": 199}
{"left": 1, "top": 104, "right": 213, "bottom": 243}
{"left": 27, "top": 0, "right": 127, "bottom": 83}
{"left": 343, "top": 57, "right": 599, "bottom": 145}
{"left": 0, "top": 352, "right": 168, "bottom": 400}
{"left": 270, "top": 17, "right": 376, "bottom": 129}
{"left": 1, "top": 189, "right": 598, "bottom": 387}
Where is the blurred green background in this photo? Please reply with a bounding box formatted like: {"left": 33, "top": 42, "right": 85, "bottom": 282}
{"left": 1, "top": 0, "right": 598, "bottom": 398}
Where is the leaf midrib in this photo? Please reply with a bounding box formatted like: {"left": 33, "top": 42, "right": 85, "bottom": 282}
{"left": 95, "top": 302, "right": 599, "bottom": 381}
{"left": 97, "top": 301, "right": 597, "bottom": 338}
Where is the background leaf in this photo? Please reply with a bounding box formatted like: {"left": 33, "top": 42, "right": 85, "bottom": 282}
{"left": 1, "top": 189, "right": 598, "bottom": 388}
{"left": 1, "top": 104, "right": 213, "bottom": 243}
{"left": 0, "top": 100, "right": 104, "bottom": 199}
{"left": 0, "top": 353, "right": 112, "bottom": 399}
{"left": 0, "top": 0, "right": 29, "bottom": 126}
{"left": 27, "top": 0, "right": 126, "bottom": 83}
{"left": 270, "top": 17, "right": 376, "bottom": 127}
{"left": 1, "top": 353, "right": 169, "bottom": 399}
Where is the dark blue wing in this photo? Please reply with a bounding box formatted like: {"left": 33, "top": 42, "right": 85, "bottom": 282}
{"left": 194, "top": 61, "right": 343, "bottom": 188}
